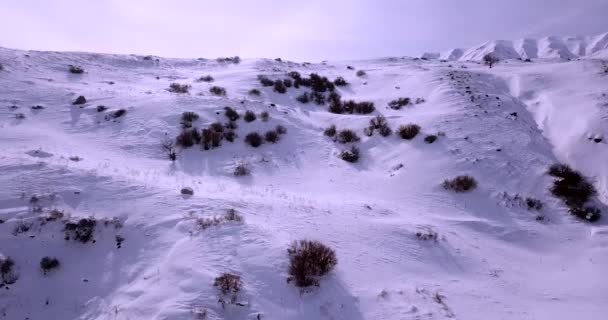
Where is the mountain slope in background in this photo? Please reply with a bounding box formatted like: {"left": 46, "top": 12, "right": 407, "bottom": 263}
{"left": 422, "top": 32, "right": 608, "bottom": 61}
{"left": 0, "top": 36, "right": 607, "bottom": 320}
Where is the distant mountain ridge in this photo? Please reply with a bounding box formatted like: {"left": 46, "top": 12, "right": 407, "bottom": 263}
{"left": 422, "top": 32, "right": 608, "bottom": 61}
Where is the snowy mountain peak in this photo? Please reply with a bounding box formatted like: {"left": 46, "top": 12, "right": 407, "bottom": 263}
{"left": 422, "top": 32, "right": 608, "bottom": 61}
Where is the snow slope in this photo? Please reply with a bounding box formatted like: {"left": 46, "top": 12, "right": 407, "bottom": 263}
{"left": 422, "top": 32, "right": 608, "bottom": 61}
{"left": 1, "top": 46, "right": 607, "bottom": 320}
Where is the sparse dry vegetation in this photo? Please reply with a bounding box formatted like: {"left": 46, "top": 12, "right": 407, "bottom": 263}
{"left": 209, "top": 86, "right": 227, "bottom": 96}
{"left": 1, "top": 256, "right": 18, "bottom": 285}
{"left": 336, "top": 129, "right": 360, "bottom": 143}
{"left": 397, "top": 124, "right": 421, "bottom": 140}
{"left": 388, "top": 97, "right": 411, "bottom": 110}
{"left": 168, "top": 83, "right": 191, "bottom": 93}
{"left": 547, "top": 164, "right": 600, "bottom": 222}
{"left": 442, "top": 175, "right": 477, "bottom": 192}
{"left": 324, "top": 125, "right": 337, "bottom": 137}
{"left": 245, "top": 132, "right": 264, "bottom": 147}
{"left": 244, "top": 110, "right": 257, "bottom": 122}
{"left": 233, "top": 164, "right": 250, "bottom": 176}
{"left": 340, "top": 146, "right": 360, "bottom": 163}
{"left": 69, "top": 65, "right": 84, "bottom": 74}
{"left": 287, "top": 240, "right": 337, "bottom": 288}
{"left": 195, "top": 75, "right": 214, "bottom": 82}
{"left": 224, "top": 107, "right": 240, "bottom": 121}
{"left": 64, "top": 218, "right": 97, "bottom": 243}
{"left": 40, "top": 256, "right": 60, "bottom": 275}
{"left": 265, "top": 130, "right": 280, "bottom": 143}
{"left": 73, "top": 96, "right": 87, "bottom": 105}
{"left": 214, "top": 273, "right": 243, "bottom": 307}
{"left": 216, "top": 56, "right": 241, "bottom": 64}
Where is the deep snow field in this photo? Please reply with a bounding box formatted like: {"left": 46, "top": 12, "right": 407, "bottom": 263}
{"left": 1, "top": 35, "right": 608, "bottom": 320}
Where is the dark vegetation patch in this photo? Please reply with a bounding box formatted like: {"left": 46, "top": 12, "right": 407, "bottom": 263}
{"left": 196, "top": 209, "right": 244, "bottom": 229}
{"left": 209, "top": 86, "right": 227, "bottom": 96}
{"left": 297, "top": 92, "right": 310, "bottom": 104}
{"left": 225, "top": 120, "right": 237, "bottom": 130}
{"left": 224, "top": 209, "right": 243, "bottom": 222}
{"left": 72, "top": 96, "right": 87, "bottom": 105}
{"left": 195, "top": 75, "right": 214, "bottom": 82}
{"left": 12, "top": 221, "right": 32, "bottom": 235}
{"left": 260, "top": 111, "right": 269, "bottom": 121}
{"left": 388, "top": 97, "right": 411, "bottom": 110}
{"left": 214, "top": 273, "right": 243, "bottom": 307}
{"left": 442, "top": 175, "right": 477, "bottom": 192}
{"left": 500, "top": 193, "right": 544, "bottom": 211}
{"left": 115, "top": 235, "right": 125, "bottom": 249}
{"left": 287, "top": 240, "right": 337, "bottom": 288}
{"left": 424, "top": 135, "right": 437, "bottom": 144}
{"left": 69, "top": 65, "right": 84, "bottom": 74}
{"left": 168, "top": 83, "right": 191, "bottom": 93}
{"left": 324, "top": 125, "right": 337, "bottom": 137}
{"left": 223, "top": 130, "right": 236, "bottom": 142}
{"left": 525, "top": 197, "right": 543, "bottom": 211}
{"left": 258, "top": 75, "right": 275, "bottom": 87}
{"left": 274, "top": 81, "right": 287, "bottom": 93}
{"left": 200, "top": 128, "right": 224, "bottom": 150}
{"left": 336, "top": 129, "right": 360, "bottom": 144}
{"left": 243, "top": 110, "right": 257, "bottom": 122}
{"left": 365, "top": 115, "right": 392, "bottom": 137}
{"left": 64, "top": 218, "right": 97, "bottom": 243}
{"left": 329, "top": 100, "right": 375, "bottom": 114}
{"left": 216, "top": 56, "right": 241, "bottom": 64}
{"left": 176, "top": 128, "right": 201, "bottom": 148}
{"left": 109, "top": 109, "right": 127, "bottom": 119}
{"left": 245, "top": 132, "right": 264, "bottom": 147}
{"left": 334, "top": 77, "right": 348, "bottom": 86}
{"left": 569, "top": 206, "right": 601, "bottom": 222}
{"left": 547, "top": 164, "right": 600, "bottom": 222}
{"left": 340, "top": 147, "right": 360, "bottom": 163}
{"left": 265, "top": 130, "right": 280, "bottom": 143}
{"left": 275, "top": 125, "right": 287, "bottom": 135}
{"left": 397, "top": 124, "right": 421, "bottom": 140}
{"left": 483, "top": 53, "right": 499, "bottom": 68}
{"left": 40, "top": 257, "right": 60, "bottom": 275}
{"left": 1, "top": 256, "right": 18, "bottom": 285}
{"left": 224, "top": 107, "right": 240, "bottom": 121}
{"left": 233, "top": 164, "right": 250, "bottom": 176}
{"left": 181, "top": 111, "right": 200, "bottom": 125}
{"left": 416, "top": 229, "right": 438, "bottom": 241}
{"left": 311, "top": 92, "right": 326, "bottom": 105}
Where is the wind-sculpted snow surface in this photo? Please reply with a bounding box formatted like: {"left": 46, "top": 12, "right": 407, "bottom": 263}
{"left": 0, "top": 43, "right": 607, "bottom": 320}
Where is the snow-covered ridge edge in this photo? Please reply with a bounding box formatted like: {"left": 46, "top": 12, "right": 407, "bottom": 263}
{"left": 422, "top": 32, "right": 608, "bottom": 61}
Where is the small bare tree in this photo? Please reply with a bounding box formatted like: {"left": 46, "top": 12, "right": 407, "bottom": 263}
{"left": 161, "top": 139, "right": 177, "bottom": 161}
{"left": 483, "top": 53, "right": 499, "bottom": 68}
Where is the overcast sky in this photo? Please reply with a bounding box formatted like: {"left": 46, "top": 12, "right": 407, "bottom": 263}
{"left": 2, "top": 0, "right": 607, "bottom": 61}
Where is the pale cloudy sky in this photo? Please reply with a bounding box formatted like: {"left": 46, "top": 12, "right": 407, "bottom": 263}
{"left": 1, "top": 0, "right": 607, "bottom": 61}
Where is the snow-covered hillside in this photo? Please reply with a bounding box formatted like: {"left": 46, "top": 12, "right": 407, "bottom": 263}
{"left": 1, "top": 44, "right": 607, "bottom": 320}
{"left": 423, "top": 32, "right": 608, "bottom": 61}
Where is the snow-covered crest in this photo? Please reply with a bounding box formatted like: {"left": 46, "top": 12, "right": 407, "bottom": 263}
{"left": 422, "top": 32, "right": 608, "bottom": 61}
